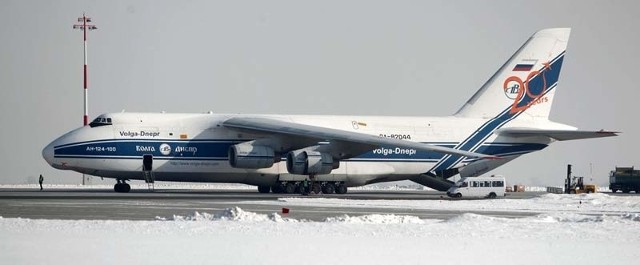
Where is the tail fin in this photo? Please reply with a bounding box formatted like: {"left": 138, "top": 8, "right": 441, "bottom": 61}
{"left": 455, "top": 28, "right": 571, "bottom": 120}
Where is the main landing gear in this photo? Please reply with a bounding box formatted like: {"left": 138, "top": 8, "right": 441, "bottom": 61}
{"left": 114, "top": 180, "right": 131, "bottom": 193}
{"left": 258, "top": 181, "right": 348, "bottom": 195}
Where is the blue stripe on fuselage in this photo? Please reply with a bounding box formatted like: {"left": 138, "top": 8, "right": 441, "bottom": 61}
{"left": 54, "top": 140, "right": 546, "bottom": 162}
{"left": 54, "top": 140, "right": 242, "bottom": 159}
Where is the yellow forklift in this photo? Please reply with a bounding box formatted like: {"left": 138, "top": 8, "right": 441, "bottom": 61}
{"left": 565, "top": 164, "right": 597, "bottom": 194}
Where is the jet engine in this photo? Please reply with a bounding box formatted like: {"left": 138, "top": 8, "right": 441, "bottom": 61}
{"left": 286, "top": 150, "right": 337, "bottom": 175}
{"left": 228, "top": 143, "right": 275, "bottom": 169}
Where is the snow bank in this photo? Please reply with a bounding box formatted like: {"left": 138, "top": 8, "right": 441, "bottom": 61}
{"left": 325, "top": 214, "right": 426, "bottom": 224}
{"left": 158, "top": 207, "right": 299, "bottom": 223}
{"left": 159, "top": 207, "right": 426, "bottom": 224}
{"left": 262, "top": 193, "right": 640, "bottom": 215}
{"left": 2, "top": 207, "right": 640, "bottom": 265}
{"left": 3, "top": 193, "right": 640, "bottom": 264}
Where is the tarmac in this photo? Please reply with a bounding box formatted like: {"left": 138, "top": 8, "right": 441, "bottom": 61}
{"left": 0, "top": 187, "right": 549, "bottom": 221}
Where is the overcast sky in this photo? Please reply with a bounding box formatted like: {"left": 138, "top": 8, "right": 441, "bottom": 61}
{"left": 1, "top": 0, "right": 638, "bottom": 186}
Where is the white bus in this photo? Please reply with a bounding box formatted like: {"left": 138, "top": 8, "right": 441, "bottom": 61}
{"left": 446, "top": 176, "right": 506, "bottom": 199}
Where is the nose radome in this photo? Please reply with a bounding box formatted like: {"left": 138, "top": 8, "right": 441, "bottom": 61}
{"left": 42, "top": 141, "right": 54, "bottom": 165}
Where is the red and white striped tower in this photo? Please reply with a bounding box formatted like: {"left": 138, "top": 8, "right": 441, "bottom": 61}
{"left": 73, "top": 13, "right": 97, "bottom": 126}
{"left": 73, "top": 14, "right": 97, "bottom": 185}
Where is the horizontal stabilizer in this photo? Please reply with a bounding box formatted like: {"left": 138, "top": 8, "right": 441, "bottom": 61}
{"left": 496, "top": 128, "right": 618, "bottom": 141}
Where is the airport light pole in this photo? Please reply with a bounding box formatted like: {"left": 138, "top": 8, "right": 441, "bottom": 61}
{"left": 73, "top": 13, "right": 97, "bottom": 126}
{"left": 73, "top": 13, "right": 97, "bottom": 185}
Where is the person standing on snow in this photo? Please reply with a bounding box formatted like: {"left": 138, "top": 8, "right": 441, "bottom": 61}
{"left": 302, "top": 178, "right": 309, "bottom": 195}
{"left": 39, "top": 174, "right": 44, "bottom": 191}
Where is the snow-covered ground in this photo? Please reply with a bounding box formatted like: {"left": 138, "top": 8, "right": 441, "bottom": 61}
{"left": 252, "top": 193, "right": 640, "bottom": 215}
{"left": 1, "top": 182, "right": 586, "bottom": 192}
{"left": 2, "top": 193, "right": 640, "bottom": 264}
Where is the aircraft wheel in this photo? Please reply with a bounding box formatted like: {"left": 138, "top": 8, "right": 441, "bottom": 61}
{"left": 311, "top": 183, "right": 322, "bottom": 194}
{"left": 335, "top": 184, "right": 348, "bottom": 194}
{"left": 300, "top": 184, "right": 309, "bottom": 196}
{"left": 322, "top": 183, "right": 336, "bottom": 194}
{"left": 284, "top": 182, "right": 296, "bottom": 194}
{"left": 114, "top": 183, "right": 131, "bottom": 193}
{"left": 257, "top": 185, "right": 271, "bottom": 193}
{"left": 271, "top": 183, "right": 285, "bottom": 194}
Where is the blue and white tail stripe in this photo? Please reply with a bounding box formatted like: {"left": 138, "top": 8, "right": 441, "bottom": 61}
{"left": 429, "top": 51, "right": 566, "bottom": 173}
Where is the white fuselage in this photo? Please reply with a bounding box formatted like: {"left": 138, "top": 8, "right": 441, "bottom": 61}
{"left": 42, "top": 28, "right": 614, "bottom": 191}
{"left": 42, "top": 112, "right": 566, "bottom": 187}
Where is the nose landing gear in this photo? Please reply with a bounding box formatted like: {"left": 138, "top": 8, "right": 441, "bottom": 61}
{"left": 114, "top": 179, "right": 131, "bottom": 193}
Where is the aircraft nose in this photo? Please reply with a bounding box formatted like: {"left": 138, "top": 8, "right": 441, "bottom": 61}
{"left": 42, "top": 141, "right": 54, "bottom": 166}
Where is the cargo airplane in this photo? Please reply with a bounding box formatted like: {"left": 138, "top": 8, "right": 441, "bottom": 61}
{"left": 43, "top": 28, "right": 616, "bottom": 193}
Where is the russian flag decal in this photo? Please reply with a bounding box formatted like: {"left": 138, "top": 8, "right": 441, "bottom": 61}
{"left": 513, "top": 59, "right": 538, "bottom": 71}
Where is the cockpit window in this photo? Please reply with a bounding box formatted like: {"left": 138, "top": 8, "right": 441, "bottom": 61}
{"left": 89, "top": 117, "right": 113, "bottom": 127}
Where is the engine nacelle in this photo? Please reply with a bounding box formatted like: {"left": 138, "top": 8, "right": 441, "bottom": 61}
{"left": 228, "top": 143, "right": 275, "bottom": 169}
{"left": 286, "top": 150, "right": 336, "bottom": 175}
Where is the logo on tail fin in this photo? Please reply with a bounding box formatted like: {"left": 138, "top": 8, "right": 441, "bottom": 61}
{"left": 503, "top": 61, "right": 551, "bottom": 114}
{"left": 512, "top": 59, "right": 538, "bottom": 71}
{"left": 503, "top": 82, "right": 520, "bottom": 100}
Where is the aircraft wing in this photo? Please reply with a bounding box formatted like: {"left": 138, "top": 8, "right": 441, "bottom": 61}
{"left": 496, "top": 128, "right": 618, "bottom": 141}
{"left": 222, "top": 117, "right": 496, "bottom": 159}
